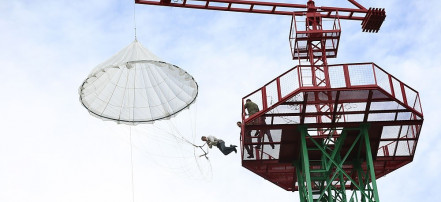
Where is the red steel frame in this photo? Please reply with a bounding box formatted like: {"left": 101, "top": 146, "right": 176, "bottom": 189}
{"left": 136, "top": 0, "right": 385, "bottom": 32}
{"left": 240, "top": 62, "right": 423, "bottom": 191}
{"left": 138, "top": 0, "right": 367, "bottom": 19}
{"left": 135, "top": 0, "right": 414, "bottom": 197}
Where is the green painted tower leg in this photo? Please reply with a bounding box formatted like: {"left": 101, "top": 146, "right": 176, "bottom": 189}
{"left": 295, "top": 124, "right": 380, "bottom": 202}
{"left": 299, "top": 125, "right": 314, "bottom": 201}
{"left": 361, "top": 124, "right": 380, "bottom": 202}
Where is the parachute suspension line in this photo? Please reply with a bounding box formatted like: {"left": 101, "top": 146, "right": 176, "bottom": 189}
{"left": 187, "top": 103, "right": 211, "bottom": 179}
{"left": 129, "top": 126, "right": 135, "bottom": 202}
{"left": 188, "top": 102, "right": 210, "bottom": 159}
{"left": 133, "top": 0, "right": 137, "bottom": 41}
{"left": 163, "top": 105, "right": 211, "bottom": 177}
{"left": 99, "top": 68, "right": 125, "bottom": 116}
{"left": 166, "top": 115, "right": 206, "bottom": 153}
{"left": 186, "top": 103, "right": 209, "bottom": 159}
{"left": 117, "top": 63, "right": 132, "bottom": 121}
{"left": 154, "top": 106, "right": 208, "bottom": 158}
{"left": 190, "top": 102, "right": 198, "bottom": 142}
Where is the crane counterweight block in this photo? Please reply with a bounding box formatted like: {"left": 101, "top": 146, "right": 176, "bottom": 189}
{"left": 362, "top": 8, "right": 386, "bottom": 33}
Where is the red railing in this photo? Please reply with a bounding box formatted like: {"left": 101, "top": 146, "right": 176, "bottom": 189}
{"left": 241, "top": 62, "right": 423, "bottom": 160}
{"left": 242, "top": 63, "right": 423, "bottom": 122}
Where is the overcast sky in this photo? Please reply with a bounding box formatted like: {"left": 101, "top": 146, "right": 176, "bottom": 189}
{"left": 1, "top": 0, "right": 440, "bottom": 201}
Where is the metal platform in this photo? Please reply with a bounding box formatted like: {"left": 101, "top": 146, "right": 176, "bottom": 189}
{"left": 240, "top": 62, "right": 423, "bottom": 192}
{"left": 290, "top": 12, "right": 341, "bottom": 60}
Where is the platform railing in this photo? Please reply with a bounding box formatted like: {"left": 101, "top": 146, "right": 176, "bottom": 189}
{"left": 289, "top": 14, "right": 341, "bottom": 60}
{"left": 377, "top": 124, "right": 421, "bottom": 157}
{"left": 242, "top": 63, "right": 423, "bottom": 123}
{"left": 242, "top": 63, "right": 423, "bottom": 161}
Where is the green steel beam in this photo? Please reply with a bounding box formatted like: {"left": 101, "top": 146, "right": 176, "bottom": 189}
{"left": 294, "top": 124, "right": 381, "bottom": 202}
{"left": 295, "top": 161, "right": 307, "bottom": 202}
{"left": 361, "top": 124, "right": 380, "bottom": 201}
{"left": 299, "top": 126, "right": 314, "bottom": 201}
{"left": 307, "top": 133, "right": 366, "bottom": 194}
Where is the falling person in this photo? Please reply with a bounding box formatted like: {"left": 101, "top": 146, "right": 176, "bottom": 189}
{"left": 201, "top": 135, "right": 237, "bottom": 155}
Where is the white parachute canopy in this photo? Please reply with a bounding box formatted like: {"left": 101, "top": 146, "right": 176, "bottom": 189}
{"left": 79, "top": 40, "right": 198, "bottom": 124}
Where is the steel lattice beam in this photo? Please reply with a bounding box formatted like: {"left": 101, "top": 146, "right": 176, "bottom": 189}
{"left": 296, "top": 124, "right": 380, "bottom": 202}
{"left": 135, "top": 0, "right": 374, "bottom": 21}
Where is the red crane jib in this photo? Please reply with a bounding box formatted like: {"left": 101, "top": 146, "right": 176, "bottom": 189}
{"left": 136, "top": 0, "right": 386, "bottom": 30}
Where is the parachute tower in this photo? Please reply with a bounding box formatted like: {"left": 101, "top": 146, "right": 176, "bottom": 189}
{"left": 136, "top": 0, "right": 423, "bottom": 201}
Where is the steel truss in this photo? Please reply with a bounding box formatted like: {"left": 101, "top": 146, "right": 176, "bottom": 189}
{"left": 135, "top": 1, "right": 417, "bottom": 202}
{"left": 295, "top": 124, "right": 379, "bottom": 202}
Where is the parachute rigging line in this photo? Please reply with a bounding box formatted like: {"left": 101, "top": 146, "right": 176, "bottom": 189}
{"left": 164, "top": 117, "right": 212, "bottom": 171}
{"left": 124, "top": 105, "right": 212, "bottom": 180}
{"left": 196, "top": 143, "right": 209, "bottom": 160}
{"left": 163, "top": 116, "right": 210, "bottom": 159}
{"left": 129, "top": 126, "right": 135, "bottom": 202}
{"left": 164, "top": 112, "right": 213, "bottom": 177}
{"left": 133, "top": 0, "right": 137, "bottom": 40}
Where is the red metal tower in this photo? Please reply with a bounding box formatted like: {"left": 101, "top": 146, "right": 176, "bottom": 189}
{"left": 136, "top": 0, "right": 422, "bottom": 201}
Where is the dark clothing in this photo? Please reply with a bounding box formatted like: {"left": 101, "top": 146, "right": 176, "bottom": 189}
{"left": 242, "top": 129, "right": 254, "bottom": 158}
{"left": 255, "top": 118, "right": 275, "bottom": 149}
{"left": 244, "top": 101, "right": 259, "bottom": 116}
{"left": 216, "top": 140, "right": 236, "bottom": 155}
{"left": 256, "top": 129, "right": 275, "bottom": 149}
{"left": 204, "top": 136, "right": 237, "bottom": 156}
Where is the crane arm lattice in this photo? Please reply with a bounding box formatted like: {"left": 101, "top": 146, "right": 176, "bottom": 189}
{"left": 136, "top": 0, "right": 306, "bottom": 15}
{"left": 136, "top": 0, "right": 380, "bottom": 20}
{"left": 136, "top": 0, "right": 385, "bottom": 31}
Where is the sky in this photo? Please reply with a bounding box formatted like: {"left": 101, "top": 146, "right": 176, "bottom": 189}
{"left": 0, "top": 0, "right": 440, "bottom": 201}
